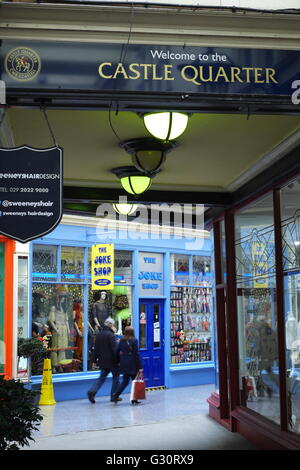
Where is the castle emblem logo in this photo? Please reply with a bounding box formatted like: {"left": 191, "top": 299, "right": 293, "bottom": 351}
{"left": 5, "top": 47, "right": 41, "bottom": 81}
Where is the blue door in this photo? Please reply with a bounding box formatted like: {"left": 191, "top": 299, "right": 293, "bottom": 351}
{"left": 139, "top": 299, "right": 165, "bottom": 388}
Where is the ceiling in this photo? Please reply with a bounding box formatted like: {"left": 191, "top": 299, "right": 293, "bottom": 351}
{"left": 7, "top": 108, "right": 300, "bottom": 191}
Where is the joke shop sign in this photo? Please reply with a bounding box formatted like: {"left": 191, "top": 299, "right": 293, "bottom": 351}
{"left": 0, "top": 146, "right": 63, "bottom": 243}
{"left": 91, "top": 244, "right": 114, "bottom": 290}
{"left": 138, "top": 252, "right": 163, "bottom": 297}
{"left": 1, "top": 40, "right": 299, "bottom": 96}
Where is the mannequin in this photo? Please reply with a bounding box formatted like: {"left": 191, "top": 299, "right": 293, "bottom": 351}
{"left": 73, "top": 301, "right": 84, "bottom": 360}
{"left": 92, "top": 291, "right": 109, "bottom": 330}
{"left": 48, "top": 285, "right": 70, "bottom": 371}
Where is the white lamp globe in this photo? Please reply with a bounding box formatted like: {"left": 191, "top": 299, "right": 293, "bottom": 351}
{"left": 143, "top": 112, "right": 188, "bottom": 141}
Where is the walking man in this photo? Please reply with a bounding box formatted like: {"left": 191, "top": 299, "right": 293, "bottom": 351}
{"left": 87, "top": 317, "right": 122, "bottom": 403}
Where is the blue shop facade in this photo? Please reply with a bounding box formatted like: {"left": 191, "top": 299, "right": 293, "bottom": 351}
{"left": 27, "top": 215, "right": 215, "bottom": 401}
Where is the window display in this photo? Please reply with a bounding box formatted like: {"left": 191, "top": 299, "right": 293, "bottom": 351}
{"left": 170, "top": 287, "right": 212, "bottom": 363}
{"left": 235, "top": 193, "right": 280, "bottom": 426}
{"left": 88, "top": 284, "right": 132, "bottom": 371}
{"left": 32, "top": 244, "right": 58, "bottom": 281}
{"left": 32, "top": 283, "right": 84, "bottom": 374}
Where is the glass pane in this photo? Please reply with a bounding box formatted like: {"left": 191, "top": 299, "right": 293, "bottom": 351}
{"left": 153, "top": 304, "right": 160, "bottom": 348}
{"left": 284, "top": 273, "right": 300, "bottom": 433}
{"left": 281, "top": 181, "right": 300, "bottom": 433}
{"left": 32, "top": 244, "right": 58, "bottom": 281}
{"left": 61, "top": 246, "right": 85, "bottom": 282}
{"left": 115, "top": 250, "right": 133, "bottom": 283}
{"left": 235, "top": 193, "right": 280, "bottom": 425}
{"left": 171, "top": 254, "right": 190, "bottom": 285}
{"left": 192, "top": 255, "right": 211, "bottom": 286}
{"left": 32, "top": 283, "right": 84, "bottom": 375}
{"left": 17, "top": 256, "right": 29, "bottom": 379}
{"left": 139, "top": 304, "right": 147, "bottom": 349}
{"left": 87, "top": 285, "right": 132, "bottom": 370}
{"left": 170, "top": 286, "right": 212, "bottom": 364}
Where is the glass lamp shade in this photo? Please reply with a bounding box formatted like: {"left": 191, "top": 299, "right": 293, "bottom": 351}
{"left": 120, "top": 175, "right": 152, "bottom": 195}
{"left": 143, "top": 112, "right": 188, "bottom": 140}
{"left": 132, "top": 149, "right": 166, "bottom": 174}
{"left": 112, "top": 202, "right": 138, "bottom": 216}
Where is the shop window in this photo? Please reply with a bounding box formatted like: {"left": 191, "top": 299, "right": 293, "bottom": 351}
{"left": 235, "top": 193, "right": 280, "bottom": 425}
{"left": 87, "top": 285, "right": 132, "bottom": 371}
{"left": 192, "top": 255, "right": 211, "bottom": 286}
{"left": 170, "top": 287, "right": 212, "bottom": 364}
{"left": 32, "top": 283, "right": 84, "bottom": 375}
{"left": 281, "top": 182, "right": 300, "bottom": 434}
{"left": 171, "top": 254, "right": 190, "bottom": 285}
{"left": 17, "top": 256, "right": 29, "bottom": 378}
{"left": 32, "top": 244, "right": 58, "bottom": 282}
{"left": 61, "top": 246, "right": 85, "bottom": 282}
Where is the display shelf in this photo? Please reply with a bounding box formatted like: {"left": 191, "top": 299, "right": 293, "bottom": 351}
{"left": 170, "top": 286, "right": 213, "bottom": 364}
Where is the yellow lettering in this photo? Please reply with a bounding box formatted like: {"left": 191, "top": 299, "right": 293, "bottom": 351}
{"left": 242, "top": 67, "right": 254, "bottom": 83}
{"left": 152, "top": 64, "right": 163, "bottom": 80}
{"left": 113, "top": 63, "right": 128, "bottom": 79}
{"left": 140, "top": 64, "right": 152, "bottom": 80}
{"left": 164, "top": 65, "right": 174, "bottom": 81}
{"left": 198, "top": 66, "right": 213, "bottom": 82}
{"left": 266, "top": 68, "right": 278, "bottom": 84}
{"left": 230, "top": 67, "right": 243, "bottom": 83}
{"left": 214, "top": 66, "right": 230, "bottom": 82}
{"left": 98, "top": 62, "right": 113, "bottom": 79}
{"left": 128, "top": 63, "right": 141, "bottom": 80}
{"left": 181, "top": 65, "right": 202, "bottom": 86}
{"left": 254, "top": 68, "right": 265, "bottom": 83}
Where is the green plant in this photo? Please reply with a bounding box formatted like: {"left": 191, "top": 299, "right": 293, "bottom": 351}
{"left": 18, "top": 337, "right": 48, "bottom": 376}
{"left": 0, "top": 376, "right": 43, "bottom": 450}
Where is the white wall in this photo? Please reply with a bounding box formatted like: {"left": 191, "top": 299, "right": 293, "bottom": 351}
{"left": 88, "top": 0, "right": 300, "bottom": 10}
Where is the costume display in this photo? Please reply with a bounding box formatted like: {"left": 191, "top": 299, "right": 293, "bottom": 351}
{"left": 92, "top": 291, "right": 109, "bottom": 330}
{"left": 286, "top": 312, "right": 297, "bottom": 369}
{"left": 73, "top": 302, "right": 84, "bottom": 360}
{"left": 48, "top": 287, "right": 70, "bottom": 370}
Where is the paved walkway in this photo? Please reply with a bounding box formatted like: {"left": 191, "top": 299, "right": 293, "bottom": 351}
{"left": 25, "top": 384, "right": 258, "bottom": 450}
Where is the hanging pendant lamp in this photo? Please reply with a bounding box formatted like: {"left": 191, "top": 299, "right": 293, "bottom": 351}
{"left": 143, "top": 112, "right": 189, "bottom": 141}
{"left": 111, "top": 166, "right": 154, "bottom": 195}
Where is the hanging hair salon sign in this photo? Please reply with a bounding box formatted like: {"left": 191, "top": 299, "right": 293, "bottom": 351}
{"left": 0, "top": 147, "right": 63, "bottom": 243}
{"left": 1, "top": 40, "right": 299, "bottom": 96}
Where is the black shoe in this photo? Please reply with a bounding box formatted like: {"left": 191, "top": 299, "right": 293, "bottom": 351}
{"left": 111, "top": 396, "right": 122, "bottom": 403}
{"left": 131, "top": 400, "right": 141, "bottom": 405}
{"left": 87, "top": 391, "right": 96, "bottom": 404}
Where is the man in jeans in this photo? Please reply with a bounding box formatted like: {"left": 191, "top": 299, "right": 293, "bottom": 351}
{"left": 87, "top": 317, "right": 122, "bottom": 403}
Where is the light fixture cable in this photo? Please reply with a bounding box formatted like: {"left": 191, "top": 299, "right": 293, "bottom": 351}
{"left": 41, "top": 107, "right": 59, "bottom": 148}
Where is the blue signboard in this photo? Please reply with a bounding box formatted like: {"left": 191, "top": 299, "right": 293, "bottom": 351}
{"left": 1, "top": 40, "right": 299, "bottom": 96}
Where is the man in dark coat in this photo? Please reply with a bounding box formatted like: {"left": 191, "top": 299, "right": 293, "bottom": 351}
{"left": 87, "top": 317, "right": 121, "bottom": 403}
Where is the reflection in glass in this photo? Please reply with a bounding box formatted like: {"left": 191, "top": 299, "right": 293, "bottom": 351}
{"left": 32, "top": 244, "right": 58, "bottom": 281}
{"left": 61, "top": 246, "right": 84, "bottom": 282}
{"left": 281, "top": 183, "right": 300, "bottom": 433}
{"left": 235, "top": 193, "right": 280, "bottom": 425}
{"left": 193, "top": 255, "right": 211, "bottom": 286}
{"left": 171, "top": 254, "right": 190, "bottom": 285}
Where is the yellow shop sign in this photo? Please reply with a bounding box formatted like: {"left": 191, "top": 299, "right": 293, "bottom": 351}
{"left": 91, "top": 244, "right": 114, "bottom": 290}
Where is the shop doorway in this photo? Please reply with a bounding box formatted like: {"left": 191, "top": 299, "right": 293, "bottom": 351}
{"left": 139, "top": 299, "right": 165, "bottom": 388}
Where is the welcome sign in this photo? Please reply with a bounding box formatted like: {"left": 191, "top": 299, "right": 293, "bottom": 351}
{"left": 91, "top": 244, "right": 114, "bottom": 290}
{"left": 1, "top": 40, "right": 299, "bottom": 96}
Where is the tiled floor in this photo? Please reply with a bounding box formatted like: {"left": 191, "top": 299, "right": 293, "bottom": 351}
{"left": 25, "top": 384, "right": 259, "bottom": 450}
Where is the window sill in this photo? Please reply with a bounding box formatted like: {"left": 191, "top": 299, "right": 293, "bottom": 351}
{"left": 169, "top": 361, "right": 214, "bottom": 372}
